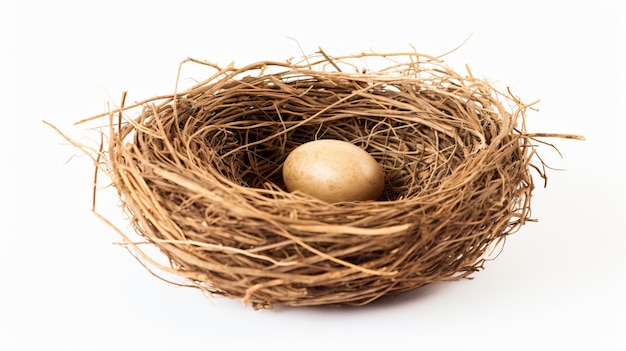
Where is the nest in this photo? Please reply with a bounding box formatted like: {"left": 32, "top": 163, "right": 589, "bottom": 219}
{"left": 52, "top": 50, "right": 582, "bottom": 309}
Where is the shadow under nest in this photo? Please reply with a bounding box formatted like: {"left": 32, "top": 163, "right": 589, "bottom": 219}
{"left": 77, "top": 52, "right": 547, "bottom": 309}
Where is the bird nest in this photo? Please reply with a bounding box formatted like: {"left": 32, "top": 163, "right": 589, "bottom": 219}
{"left": 51, "top": 50, "right": 582, "bottom": 309}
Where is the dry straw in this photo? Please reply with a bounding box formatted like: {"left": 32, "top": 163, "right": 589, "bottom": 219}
{"left": 48, "top": 49, "right": 583, "bottom": 309}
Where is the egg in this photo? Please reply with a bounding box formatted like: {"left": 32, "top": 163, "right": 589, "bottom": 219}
{"left": 282, "top": 139, "right": 385, "bottom": 203}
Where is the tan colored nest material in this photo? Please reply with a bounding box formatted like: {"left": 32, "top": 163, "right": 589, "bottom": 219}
{"left": 50, "top": 50, "right": 583, "bottom": 309}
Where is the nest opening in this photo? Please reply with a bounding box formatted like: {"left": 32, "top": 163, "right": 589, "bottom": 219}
{"left": 53, "top": 50, "right": 582, "bottom": 310}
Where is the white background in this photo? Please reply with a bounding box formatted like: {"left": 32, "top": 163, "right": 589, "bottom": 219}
{"left": 3, "top": 1, "right": 625, "bottom": 350}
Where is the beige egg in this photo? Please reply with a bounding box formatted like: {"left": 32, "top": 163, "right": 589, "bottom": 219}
{"left": 282, "top": 139, "right": 385, "bottom": 203}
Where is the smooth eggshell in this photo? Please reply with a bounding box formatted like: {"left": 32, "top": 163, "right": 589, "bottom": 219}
{"left": 282, "top": 139, "right": 385, "bottom": 203}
